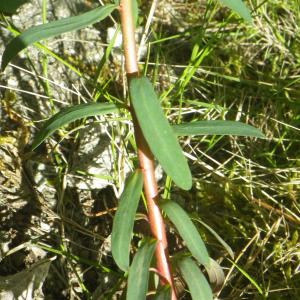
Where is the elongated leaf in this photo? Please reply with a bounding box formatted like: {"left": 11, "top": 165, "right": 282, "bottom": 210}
{"left": 1, "top": 4, "right": 117, "bottom": 70}
{"left": 127, "top": 240, "right": 156, "bottom": 300}
{"left": 31, "top": 102, "right": 118, "bottom": 150}
{"left": 219, "top": 0, "right": 252, "bottom": 23}
{"left": 178, "top": 257, "right": 213, "bottom": 300}
{"left": 131, "top": 0, "right": 139, "bottom": 27}
{"left": 153, "top": 286, "right": 171, "bottom": 300}
{"left": 160, "top": 200, "right": 209, "bottom": 266}
{"left": 0, "top": 0, "right": 28, "bottom": 14}
{"left": 129, "top": 77, "right": 192, "bottom": 190}
{"left": 173, "top": 120, "right": 264, "bottom": 138}
{"left": 204, "top": 258, "right": 225, "bottom": 292}
{"left": 111, "top": 170, "right": 144, "bottom": 272}
{"left": 228, "top": 258, "right": 264, "bottom": 295}
{"left": 194, "top": 218, "right": 234, "bottom": 259}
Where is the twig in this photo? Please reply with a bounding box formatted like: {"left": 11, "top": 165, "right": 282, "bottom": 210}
{"left": 118, "top": 1, "right": 176, "bottom": 298}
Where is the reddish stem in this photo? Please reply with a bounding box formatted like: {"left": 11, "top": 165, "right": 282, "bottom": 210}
{"left": 119, "top": 1, "right": 176, "bottom": 299}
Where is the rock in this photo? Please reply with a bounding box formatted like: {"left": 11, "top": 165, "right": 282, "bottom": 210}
{"left": 0, "top": 257, "right": 55, "bottom": 300}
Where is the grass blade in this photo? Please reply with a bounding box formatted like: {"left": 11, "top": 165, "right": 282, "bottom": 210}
{"left": 129, "top": 76, "right": 192, "bottom": 190}
{"left": 193, "top": 218, "right": 234, "bottom": 259}
{"left": 0, "top": 0, "right": 28, "bottom": 14}
{"left": 228, "top": 258, "right": 264, "bottom": 295}
{"left": 31, "top": 102, "right": 119, "bottom": 150}
{"left": 126, "top": 240, "right": 156, "bottom": 300}
{"left": 111, "top": 170, "right": 144, "bottom": 272}
{"left": 173, "top": 120, "right": 265, "bottom": 138}
{"left": 178, "top": 257, "right": 213, "bottom": 300}
{"left": 160, "top": 200, "right": 209, "bottom": 266}
{"left": 219, "top": 0, "right": 252, "bottom": 23}
{"left": 1, "top": 4, "right": 117, "bottom": 70}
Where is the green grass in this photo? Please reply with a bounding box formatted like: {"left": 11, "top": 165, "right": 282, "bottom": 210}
{"left": 0, "top": 0, "right": 299, "bottom": 299}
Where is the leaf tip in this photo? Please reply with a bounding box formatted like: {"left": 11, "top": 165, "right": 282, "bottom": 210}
{"left": 179, "top": 177, "right": 192, "bottom": 191}
{"left": 257, "top": 131, "right": 266, "bottom": 139}
{"left": 176, "top": 167, "right": 192, "bottom": 191}
{"left": 30, "top": 142, "right": 39, "bottom": 151}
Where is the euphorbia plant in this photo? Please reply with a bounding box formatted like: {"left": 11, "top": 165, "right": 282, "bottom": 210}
{"left": 1, "top": 0, "right": 262, "bottom": 299}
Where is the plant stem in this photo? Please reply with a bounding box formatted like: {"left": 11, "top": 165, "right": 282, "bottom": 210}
{"left": 119, "top": 1, "right": 176, "bottom": 298}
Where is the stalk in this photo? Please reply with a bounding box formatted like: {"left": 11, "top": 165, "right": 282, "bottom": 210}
{"left": 119, "top": 1, "right": 177, "bottom": 298}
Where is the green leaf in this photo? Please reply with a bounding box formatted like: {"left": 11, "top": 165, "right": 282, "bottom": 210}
{"left": 228, "top": 258, "right": 264, "bottom": 295}
{"left": 126, "top": 240, "right": 156, "bottom": 300}
{"left": 111, "top": 170, "right": 144, "bottom": 272}
{"left": 178, "top": 257, "right": 213, "bottom": 300}
{"left": 131, "top": 0, "right": 139, "bottom": 27}
{"left": 129, "top": 77, "right": 192, "bottom": 190}
{"left": 204, "top": 258, "right": 225, "bottom": 291}
{"left": 173, "top": 120, "right": 265, "bottom": 138}
{"left": 153, "top": 286, "right": 171, "bottom": 300}
{"left": 0, "top": 0, "right": 28, "bottom": 14}
{"left": 160, "top": 200, "right": 209, "bottom": 266}
{"left": 193, "top": 218, "right": 234, "bottom": 259}
{"left": 31, "top": 102, "right": 119, "bottom": 150}
{"left": 219, "top": 0, "right": 252, "bottom": 23}
{"left": 1, "top": 4, "right": 117, "bottom": 70}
